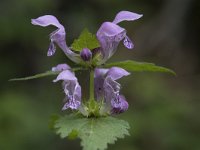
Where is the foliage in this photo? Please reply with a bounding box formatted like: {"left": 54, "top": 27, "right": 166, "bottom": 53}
{"left": 54, "top": 115, "right": 130, "bottom": 150}
{"left": 8, "top": 12, "right": 177, "bottom": 150}
{"left": 104, "top": 60, "right": 176, "bottom": 75}
{"left": 9, "top": 71, "right": 58, "bottom": 81}
{"left": 9, "top": 68, "right": 82, "bottom": 81}
{"left": 71, "top": 28, "right": 100, "bottom": 51}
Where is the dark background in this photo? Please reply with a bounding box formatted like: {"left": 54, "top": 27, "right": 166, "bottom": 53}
{"left": 0, "top": 0, "right": 200, "bottom": 150}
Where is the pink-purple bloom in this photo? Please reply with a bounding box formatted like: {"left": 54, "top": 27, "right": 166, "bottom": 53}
{"left": 95, "top": 67, "right": 130, "bottom": 114}
{"left": 31, "top": 11, "right": 142, "bottom": 65}
{"left": 96, "top": 11, "right": 142, "bottom": 64}
{"left": 32, "top": 10, "right": 142, "bottom": 114}
{"left": 52, "top": 65, "right": 81, "bottom": 110}
{"left": 31, "top": 15, "right": 81, "bottom": 63}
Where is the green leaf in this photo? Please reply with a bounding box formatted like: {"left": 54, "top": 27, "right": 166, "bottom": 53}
{"left": 55, "top": 115, "right": 130, "bottom": 150}
{"left": 48, "top": 114, "right": 60, "bottom": 130}
{"left": 9, "top": 71, "right": 59, "bottom": 81}
{"left": 71, "top": 28, "right": 100, "bottom": 51}
{"left": 9, "top": 68, "right": 83, "bottom": 81}
{"left": 104, "top": 60, "right": 176, "bottom": 75}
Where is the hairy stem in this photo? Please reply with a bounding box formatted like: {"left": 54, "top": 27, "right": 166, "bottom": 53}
{"left": 89, "top": 69, "right": 94, "bottom": 101}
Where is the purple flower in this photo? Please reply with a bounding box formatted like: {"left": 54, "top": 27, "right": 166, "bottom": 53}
{"left": 95, "top": 67, "right": 130, "bottom": 114}
{"left": 31, "top": 15, "right": 81, "bottom": 63}
{"left": 53, "top": 68, "right": 81, "bottom": 110}
{"left": 96, "top": 11, "right": 142, "bottom": 64}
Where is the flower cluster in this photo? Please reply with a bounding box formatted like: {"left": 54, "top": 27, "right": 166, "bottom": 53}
{"left": 31, "top": 11, "right": 142, "bottom": 116}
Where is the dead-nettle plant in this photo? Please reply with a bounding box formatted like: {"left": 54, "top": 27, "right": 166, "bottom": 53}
{"left": 11, "top": 11, "right": 175, "bottom": 150}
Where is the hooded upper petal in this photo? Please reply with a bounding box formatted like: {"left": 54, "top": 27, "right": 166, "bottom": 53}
{"left": 53, "top": 70, "right": 77, "bottom": 82}
{"left": 112, "top": 11, "right": 143, "bottom": 24}
{"left": 107, "top": 67, "right": 130, "bottom": 80}
{"left": 51, "top": 63, "right": 71, "bottom": 72}
{"left": 31, "top": 15, "right": 64, "bottom": 28}
{"left": 31, "top": 15, "right": 81, "bottom": 63}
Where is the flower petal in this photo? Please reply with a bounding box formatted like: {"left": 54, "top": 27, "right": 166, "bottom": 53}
{"left": 97, "top": 22, "right": 125, "bottom": 38}
{"left": 123, "top": 35, "right": 134, "bottom": 49}
{"left": 62, "top": 99, "right": 81, "bottom": 110}
{"left": 112, "top": 11, "right": 143, "bottom": 24}
{"left": 52, "top": 63, "right": 71, "bottom": 72}
{"left": 53, "top": 70, "right": 81, "bottom": 110}
{"left": 107, "top": 67, "right": 130, "bottom": 80}
{"left": 53, "top": 70, "right": 77, "bottom": 82}
{"left": 111, "top": 95, "right": 129, "bottom": 114}
{"left": 94, "top": 68, "right": 109, "bottom": 100}
{"left": 62, "top": 81, "right": 81, "bottom": 110}
{"left": 31, "top": 15, "right": 64, "bottom": 28}
{"left": 47, "top": 41, "right": 56, "bottom": 56}
{"left": 94, "top": 67, "right": 130, "bottom": 114}
{"left": 103, "top": 76, "right": 129, "bottom": 114}
{"left": 103, "top": 76, "right": 121, "bottom": 103}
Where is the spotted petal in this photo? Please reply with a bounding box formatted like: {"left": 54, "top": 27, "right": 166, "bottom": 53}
{"left": 103, "top": 77, "right": 129, "bottom": 114}
{"left": 94, "top": 67, "right": 130, "bottom": 114}
{"left": 53, "top": 70, "right": 81, "bottom": 110}
{"left": 111, "top": 95, "right": 129, "bottom": 114}
{"left": 96, "top": 22, "right": 126, "bottom": 64}
{"left": 123, "top": 35, "right": 134, "bottom": 49}
{"left": 94, "top": 68, "right": 109, "bottom": 100}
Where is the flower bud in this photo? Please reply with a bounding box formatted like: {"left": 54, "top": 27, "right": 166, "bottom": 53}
{"left": 80, "top": 48, "right": 92, "bottom": 61}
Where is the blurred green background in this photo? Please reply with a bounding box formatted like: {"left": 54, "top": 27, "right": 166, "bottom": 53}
{"left": 0, "top": 0, "right": 200, "bottom": 150}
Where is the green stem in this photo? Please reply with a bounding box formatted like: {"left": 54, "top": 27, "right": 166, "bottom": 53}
{"left": 89, "top": 69, "right": 94, "bottom": 101}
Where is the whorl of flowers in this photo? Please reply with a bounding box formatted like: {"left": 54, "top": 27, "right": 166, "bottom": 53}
{"left": 31, "top": 11, "right": 142, "bottom": 116}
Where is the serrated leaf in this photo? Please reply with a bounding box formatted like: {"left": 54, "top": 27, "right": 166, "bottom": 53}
{"left": 48, "top": 114, "right": 60, "bottom": 130}
{"left": 71, "top": 28, "right": 100, "bottom": 51}
{"left": 9, "top": 71, "right": 59, "bottom": 81}
{"left": 104, "top": 60, "right": 176, "bottom": 75}
{"left": 68, "top": 129, "right": 79, "bottom": 140}
{"left": 55, "top": 115, "right": 130, "bottom": 150}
